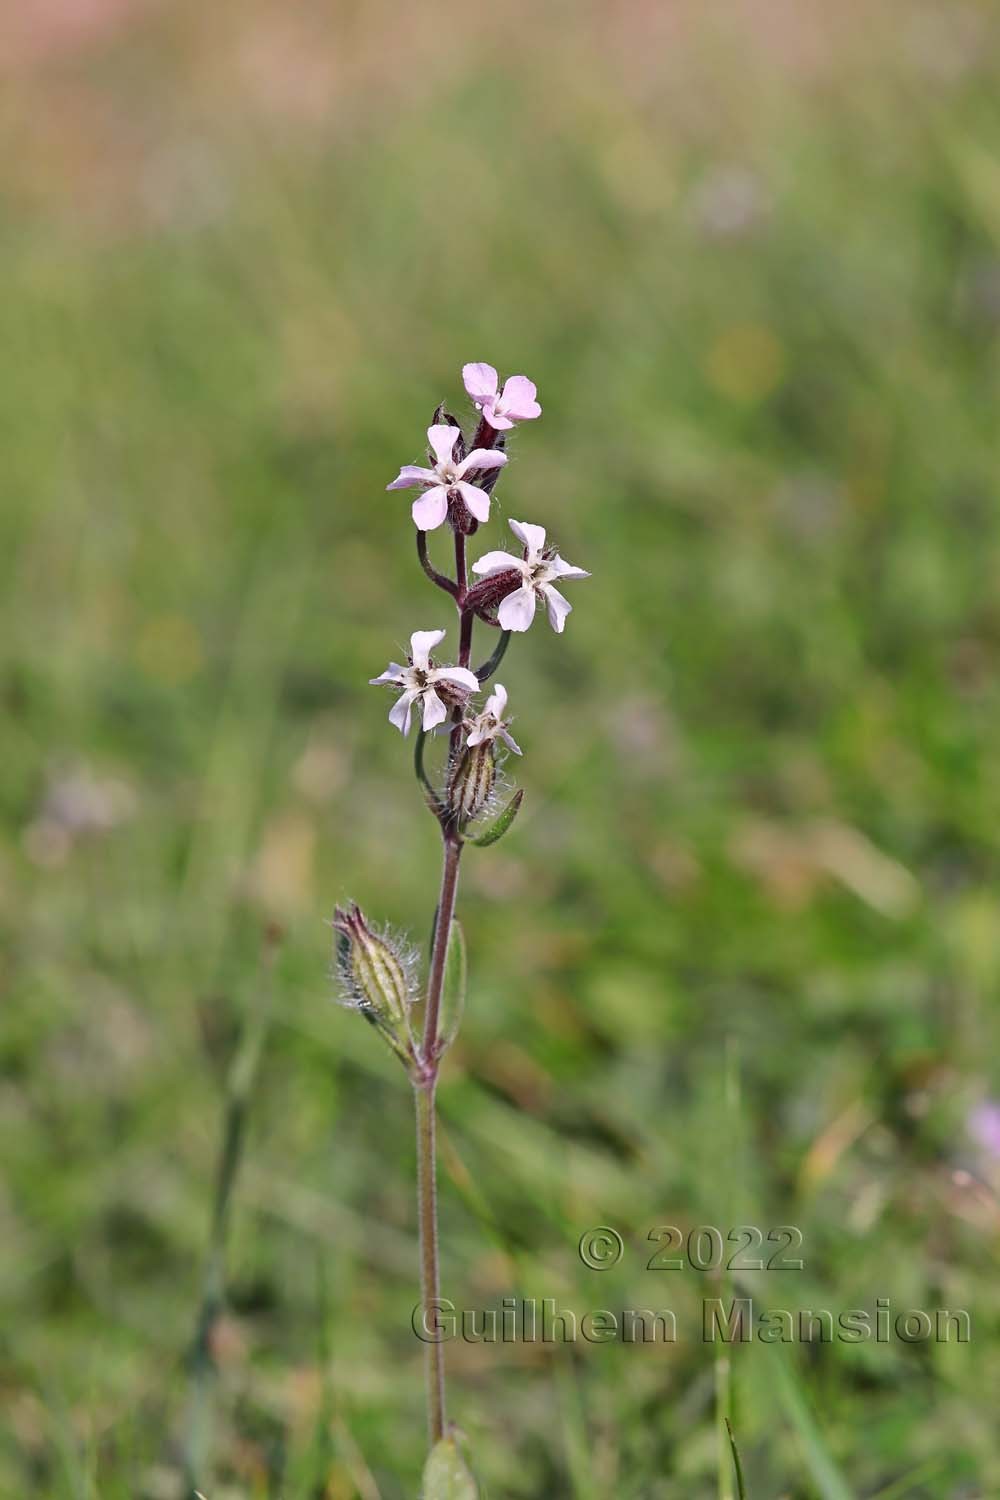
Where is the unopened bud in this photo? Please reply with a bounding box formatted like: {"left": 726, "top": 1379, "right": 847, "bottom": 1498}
{"left": 447, "top": 742, "right": 496, "bottom": 826}
{"left": 332, "top": 903, "right": 414, "bottom": 1027}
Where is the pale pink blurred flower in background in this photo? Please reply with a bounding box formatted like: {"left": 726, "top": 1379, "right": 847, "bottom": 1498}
{"left": 968, "top": 1100, "right": 1000, "bottom": 1160}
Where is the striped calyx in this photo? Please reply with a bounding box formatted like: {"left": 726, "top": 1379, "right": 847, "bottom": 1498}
{"left": 446, "top": 742, "right": 496, "bottom": 827}
{"left": 333, "top": 903, "right": 412, "bottom": 1026}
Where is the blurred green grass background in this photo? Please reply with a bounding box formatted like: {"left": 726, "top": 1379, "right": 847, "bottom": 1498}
{"left": 2, "top": 1, "right": 1000, "bottom": 1495}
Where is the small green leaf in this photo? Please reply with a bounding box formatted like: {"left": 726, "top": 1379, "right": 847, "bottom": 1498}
{"left": 438, "top": 919, "right": 466, "bottom": 1054}
{"left": 422, "top": 1437, "right": 477, "bottom": 1499}
{"left": 471, "top": 788, "right": 524, "bottom": 848}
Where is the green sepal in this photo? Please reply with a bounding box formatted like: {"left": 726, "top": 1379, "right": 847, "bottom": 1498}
{"left": 471, "top": 788, "right": 524, "bottom": 848}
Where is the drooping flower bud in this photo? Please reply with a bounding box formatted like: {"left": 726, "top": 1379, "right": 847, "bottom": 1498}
{"left": 446, "top": 741, "right": 497, "bottom": 826}
{"left": 332, "top": 903, "right": 414, "bottom": 1028}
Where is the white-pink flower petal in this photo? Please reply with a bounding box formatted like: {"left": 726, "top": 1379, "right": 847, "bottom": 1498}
{"left": 412, "top": 487, "right": 449, "bottom": 531}
{"left": 434, "top": 665, "right": 480, "bottom": 693}
{"left": 498, "top": 584, "right": 537, "bottom": 632}
{"left": 427, "top": 423, "right": 459, "bottom": 467}
{"left": 421, "top": 688, "right": 448, "bottom": 732}
{"left": 386, "top": 464, "right": 436, "bottom": 492}
{"left": 485, "top": 684, "right": 508, "bottom": 718}
{"left": 409, "top": 629, "right": 446, "bottom": 669}
{"left": 456, "top": 448, "right": 507, "bottom": 478}
{"left": 550, "top": 553, "right": 591, "bottom": 580}
{"left": 542, "top": 585, "right": 572, "bottom": 633}
{"left": 472, "top": 549, "right": 524, "bottom": 577}
{"left": 500, "top": 375, "right": 541, "bottom": 420}
{"left": 509, "top": 519, "right": 547, "bottom": 557}
{"left": 462, "top": 362, "right": 499, "bottom": 402}
{"left": 453, "top": 482, "right": 491, "bottom": 524}
{"left": 389, "top": 691, "right": 416, "bottom": 735}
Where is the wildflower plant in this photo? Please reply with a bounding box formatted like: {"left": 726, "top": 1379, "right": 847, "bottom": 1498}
{"left": 335, "top": 362, "right": 588, "bottom": 1487}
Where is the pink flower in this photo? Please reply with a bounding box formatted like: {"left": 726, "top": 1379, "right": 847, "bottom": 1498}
{"left": 472, "top": 519, "right": 589, "bottom": 634}
{"left": 464, "top": 683, "right": 522, "bottom": 755}
{"left": 969, "top": 1100, "right": 1000, "bottom": 1160}
{"left": 387, "top": 424, "right": 507, "bottom": 532}
{"left": 369, "top": 629, "right": 479, "bottom": 735}
{"left": 462, "top": 363, "right": 541, "bottom": 431}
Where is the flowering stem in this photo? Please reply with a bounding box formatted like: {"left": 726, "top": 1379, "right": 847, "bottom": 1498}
{"left": 368, "top": 368, "right": 560, "bottom": 1471}
{"left": 454, "top": 532, "right": 468, "bottom": 603}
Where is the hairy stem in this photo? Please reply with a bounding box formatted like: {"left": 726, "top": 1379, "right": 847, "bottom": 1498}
{"left": 414, "top": 834, "right": 463, "bottom": 1448}
{"left": 422, "top": 836, "right": 463, "bottom": 1062}
{"left": 414, "top": 1080, "right": 445, "bottom": 1444}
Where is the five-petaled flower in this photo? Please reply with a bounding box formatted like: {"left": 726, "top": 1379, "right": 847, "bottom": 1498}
{"left": 472, "top": 520, "right": 589, "bottom": 634}
{"left": 464, "top": 683, "right": 522, "bottom": 756}
{"left": 370, "top": 629, "right": 479, "bottom": 735}
{"left": 387, "top": 424, "right": 507, "bottom": 532}
{"left": 462, "top": 363, "right": 541, "bottom": 431}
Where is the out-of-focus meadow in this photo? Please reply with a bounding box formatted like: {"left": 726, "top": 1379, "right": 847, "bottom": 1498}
{"left": 3, "top": 0, "right": 1000, "bottom": 1495}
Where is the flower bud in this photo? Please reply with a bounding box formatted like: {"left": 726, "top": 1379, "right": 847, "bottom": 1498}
{"left": 446, "top": 741, "right": 496, "bottom": 826}
{"left": 332, "top": 903, "right": 414, "bottom": 1027}
{"left": 465, "top": 568, "right": 522, "bottom": 626}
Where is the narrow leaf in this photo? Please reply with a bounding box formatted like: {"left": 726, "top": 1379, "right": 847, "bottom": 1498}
{"left": 422, "top": 1437, "right": 477, "bottom": 1499}
{"left": 474, "top": 629, "right": 512, "bottom": 685}
{"left": 414, "top": 729, "right": 445, "bottom": 819}
{"left": 438, "top": 919, "right": 467, "bottom": 1054}
{"left": 725, "top": 1418, "right": 748, "bottom": 1500}
{"left": 773, "top": 1357, "right": 854, "bottom": 1500}
{"left": 471, "top": 788, "right": 524, "bottom": 848}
